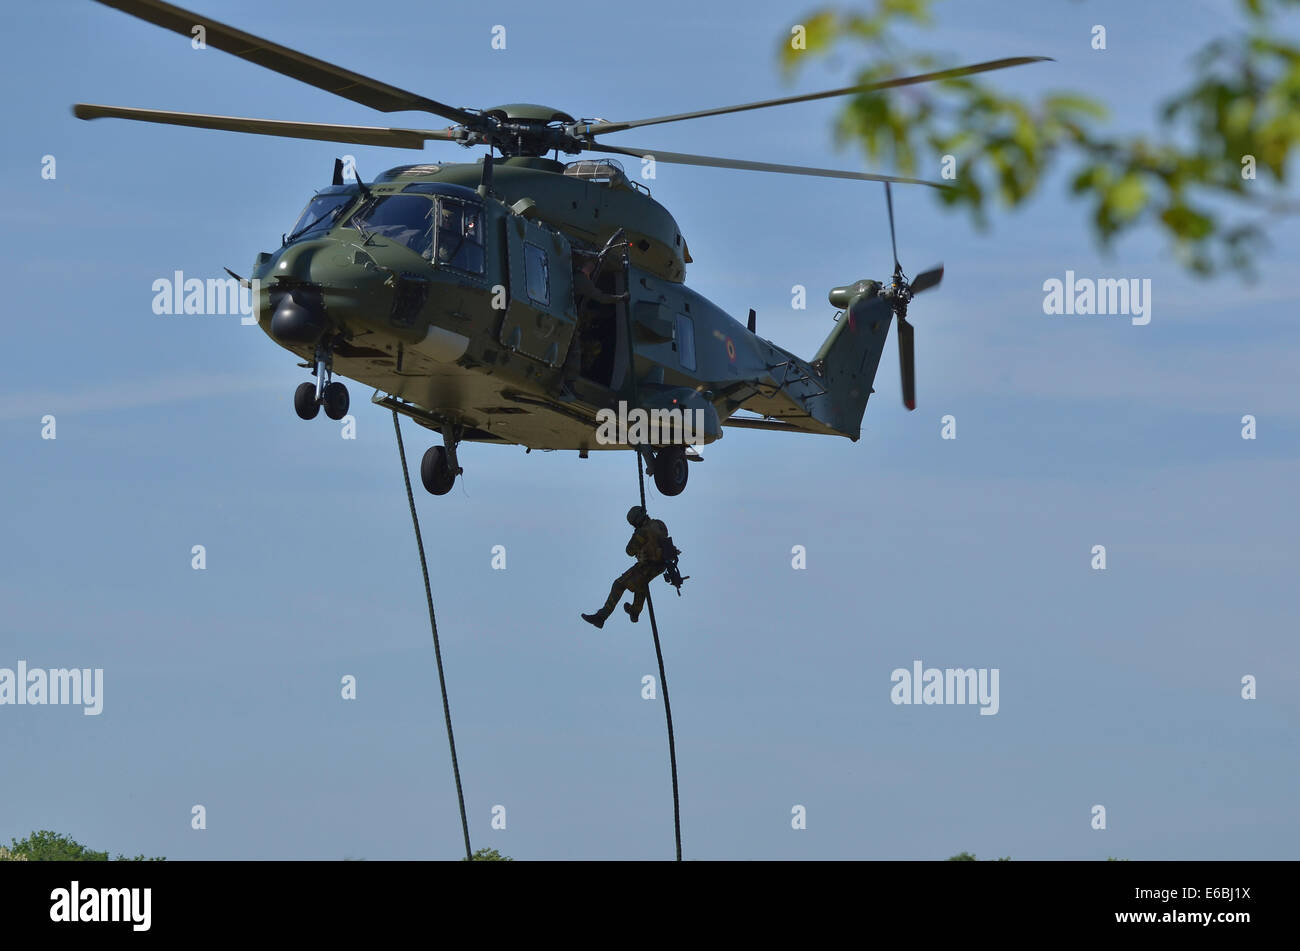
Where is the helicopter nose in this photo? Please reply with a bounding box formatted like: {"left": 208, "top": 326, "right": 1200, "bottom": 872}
{"left": 267, "top": 241, "right": 330, "bottom": 343}
{"left": 272, "top": 238, "right": 327, "bottom": 282}
{"left": 270, "top": 287, "right": 326, "bottom": 343}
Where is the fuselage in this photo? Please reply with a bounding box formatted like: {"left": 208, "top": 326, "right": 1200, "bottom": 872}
{"left": 250, "top": 157, "right": 840, "bottom": 451}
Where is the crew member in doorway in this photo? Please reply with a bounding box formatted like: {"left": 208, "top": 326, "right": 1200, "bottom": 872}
{"left": 555, "top": 235, "right": 629, "bottom": 402}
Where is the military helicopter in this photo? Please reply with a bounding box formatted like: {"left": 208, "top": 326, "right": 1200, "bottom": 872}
{"left": 74, "top": 0, "right": 1048, "bottom": 497}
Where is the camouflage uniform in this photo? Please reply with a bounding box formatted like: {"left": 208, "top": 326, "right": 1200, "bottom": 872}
{"left": 583, "top": 507, "right": 670, "bottom": 628}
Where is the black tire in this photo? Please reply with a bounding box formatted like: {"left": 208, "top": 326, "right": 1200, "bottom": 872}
{"left": 420, "top": 445, "right": 456, "bottom": 496}
{"left": 322, "top": 381, "right": 350, "bottom": 420}
{"left": 294, "top": 381, "right": 320, "bottom": 420}
{"left": 653, "top": 445, "right": 689, "bottom": 496}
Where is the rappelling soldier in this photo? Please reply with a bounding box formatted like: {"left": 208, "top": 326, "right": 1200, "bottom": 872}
{"left": 582, "top": 505, "right": 674, "bottom": 628}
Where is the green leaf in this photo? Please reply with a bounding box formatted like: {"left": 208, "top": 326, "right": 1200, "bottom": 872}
{"left": 1108, "top": 172, "right": 1148, "bottom": 218}
{"left": 1160, "top": 203, "right": 1215, "bottom": 239}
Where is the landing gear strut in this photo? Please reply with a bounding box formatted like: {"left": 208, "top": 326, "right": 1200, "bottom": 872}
{"left": 293, "top": 338, "right": 350, "bottom": 421}
{"left": 421, "top": 424, "right": 463, "bottom": 496}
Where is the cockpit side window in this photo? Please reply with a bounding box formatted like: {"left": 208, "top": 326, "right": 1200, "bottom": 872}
{"left": 345, "top": 194, "right": 436, "bottom": 259}
{"left": 435, "top": 199, "right": 485, "bottom": 275}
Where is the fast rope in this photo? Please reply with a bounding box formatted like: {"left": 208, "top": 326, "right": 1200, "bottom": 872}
{"left": 392, "top": 409, "right": 472, "bottom": 861}
{"left": 635, "top": 447, "right": 683, "bottom": 862}
{"left": 609, "top": 250, "right": 683, "bottom": 862}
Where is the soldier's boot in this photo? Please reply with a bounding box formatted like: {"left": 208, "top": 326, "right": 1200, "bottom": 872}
{"left": 625, "top": 588, "right": 646, "bottom": 623}
{"left": 583, "top": 581, "right": 625, "bottom": 629}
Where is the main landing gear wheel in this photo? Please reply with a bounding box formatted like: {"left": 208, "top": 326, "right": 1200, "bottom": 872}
{"left": 322, "top": 381, "right": 350, "bottom": 420}
{"left": 293, "top": 381, "right": 320, "bottom": 420}
{"left": 653, "top": 446, "right": 689, "bottom": 497}
{"left": 421, "top": 445, "right": 457, "bottom": 496}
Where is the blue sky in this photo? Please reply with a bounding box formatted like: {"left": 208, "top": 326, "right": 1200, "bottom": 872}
{"left": 0, "top": 0, "right": 1296, "bottom": 860}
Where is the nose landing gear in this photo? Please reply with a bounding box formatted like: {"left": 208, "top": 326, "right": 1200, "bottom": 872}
{"left": 322, "top": 381, "right": 350, "bottom": 420}
{"left": 293, "top": 337, "right": 350, "bottom": 421}
{"left": 294, "top": 381, "right": 321, "bottom": 420}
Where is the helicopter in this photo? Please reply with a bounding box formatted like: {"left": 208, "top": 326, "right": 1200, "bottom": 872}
{"left": 74, "top": 0, "right": 1048, "bottom": 498}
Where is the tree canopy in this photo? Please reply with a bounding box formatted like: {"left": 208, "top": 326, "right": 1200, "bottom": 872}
{"left": 781, "top": 0, "right": 1300, "bottom": 276}
{"left": 463, "top": 847, "right": 513, "bottom": 861}
{"left": 4, "top": 830, "right": 164, "bottom": 862}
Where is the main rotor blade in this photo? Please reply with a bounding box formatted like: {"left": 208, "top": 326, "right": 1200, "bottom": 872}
{"left": 897, "top": 315, "right": 916, "bottom": 411}
{"left": 591, "top": 143, "right": 950, "bottom": 188}
{"left": 585, "top": 56, "right": 1051, "bottom": 136}
{"left": 90, "top": 0, "right": 476, "bottom": 124}
{"left": 73, "top": 104, "right": 456, "bottom": 149}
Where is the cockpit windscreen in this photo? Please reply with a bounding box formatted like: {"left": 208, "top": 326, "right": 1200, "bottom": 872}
{"left": 287, "top": 192, "right": 354, "bottom": 243}
{"left": 346, "top": 195, "right": 436, "bottom": 259}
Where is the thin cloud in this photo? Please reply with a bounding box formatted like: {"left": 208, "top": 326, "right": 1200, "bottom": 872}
{"left": 0, "top": 372, "right": 282, "bottom": 421}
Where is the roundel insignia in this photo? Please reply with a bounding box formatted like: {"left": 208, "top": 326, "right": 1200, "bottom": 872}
{"left": 725, "top": 337, "right": 736, "bottom": 362}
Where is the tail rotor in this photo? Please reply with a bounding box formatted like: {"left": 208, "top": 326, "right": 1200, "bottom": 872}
{"left": 880, "top": 181, "right": 943, "bottom": 411}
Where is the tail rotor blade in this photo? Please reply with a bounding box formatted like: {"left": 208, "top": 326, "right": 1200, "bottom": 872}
{"left": 911, "top": 264, "right": 944, "bottom": 295}
{"left": 897, "top": 315, "right": 916, "bottom": 410}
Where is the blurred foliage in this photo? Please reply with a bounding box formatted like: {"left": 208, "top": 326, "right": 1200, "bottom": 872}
{"left": 780, "top": 0, "right": 1300, "bottom": 276}
{"left": 6, "top": 830, "right": 164, "bottom": 861}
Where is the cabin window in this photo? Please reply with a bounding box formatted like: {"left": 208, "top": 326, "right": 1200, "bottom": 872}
{"left": 524, "top": 242, "right": 549, "bottom": 305}
{"left": 435, "top": 199, "right": 486, "bottom": 275}
{"left": 675, "top": 314, "right": 697, "bottom": 371}
{"left": 345, "top": 194, "right": 436, "bottom": 259}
